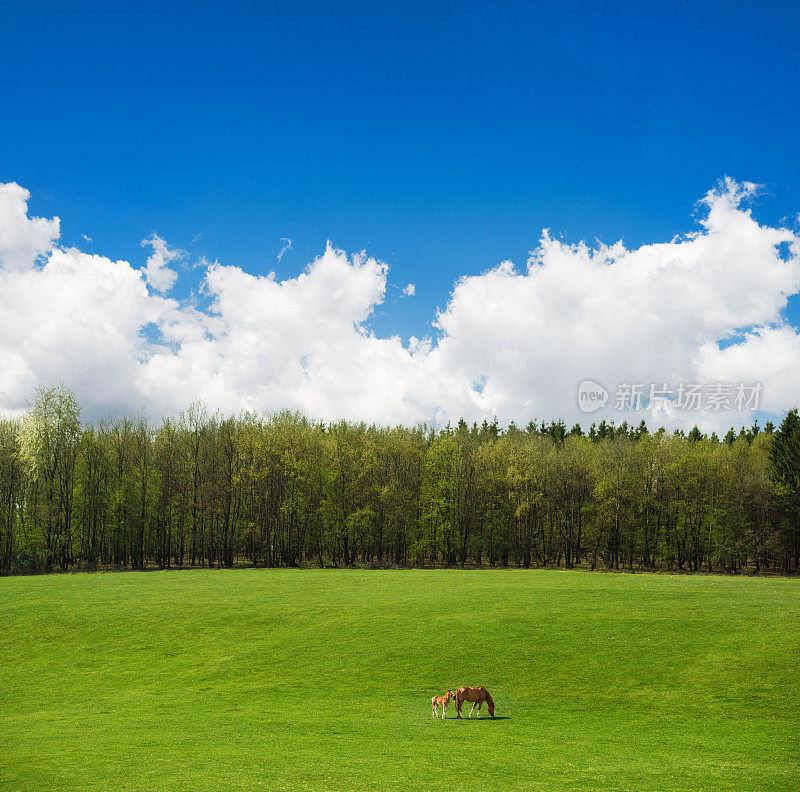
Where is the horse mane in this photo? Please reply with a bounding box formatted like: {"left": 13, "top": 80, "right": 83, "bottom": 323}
{"left": 484, "top": 690, "right": 494, "bottom": 705}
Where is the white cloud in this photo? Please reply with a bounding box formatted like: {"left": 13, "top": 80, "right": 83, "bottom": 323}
{"left": 1, "top": 178, "right": 799, "bottom": 430}
{"left": 0, "top": 245, "right": 162, "bottom": 414}
{"left": 194, "top": 255, "right": 219, "bottom": 270}
{"left": 140, "top": 233, "right": 184, "bottom": 292}
{"left": 277, "top": 237, "right": 292, "bottom": 262}
{"left": 422, "top": 178, "right": 800, "bottom": 430}
{"left": 695, "top": 326, "right": 800, "bottom": 415}
{"left": 0, "top": 182, "right": 60, "bottom": 271}
{"left": 402, "top": 283, "right": 416, "bottom": 296}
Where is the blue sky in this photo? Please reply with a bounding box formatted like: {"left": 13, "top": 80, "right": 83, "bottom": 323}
{"left": 2, "top": 1, "right": 800, "bottom": 429}
{"left": 4, "top": 0, "right": 800, "bottom": 339}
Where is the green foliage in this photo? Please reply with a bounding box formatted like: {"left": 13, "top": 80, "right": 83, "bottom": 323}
{"left": 16, "top": 384, "right": 81, "bottom": 570}
{"left": 1, "top": 387, "right": 799, "bottom": 573}
{"left": 768, "top": 409, "right": 800, "bottom": 571}
{"left": 0, "top": 418, "right": 23, "bottom": 571}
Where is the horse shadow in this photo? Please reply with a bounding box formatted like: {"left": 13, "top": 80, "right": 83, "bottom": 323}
{"left": 449, "top": 715, "right": 511, "bottom": 721}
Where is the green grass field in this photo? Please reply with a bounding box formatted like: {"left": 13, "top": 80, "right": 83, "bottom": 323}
{"left": 1, "top": 569, "right": 798, "bottom": 792}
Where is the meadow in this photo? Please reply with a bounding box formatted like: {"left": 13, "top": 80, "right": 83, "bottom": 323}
{"left": 1, "top": 569, "right": 798, "bottom": 791}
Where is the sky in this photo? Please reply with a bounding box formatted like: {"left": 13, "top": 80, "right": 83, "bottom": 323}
{"left": 2, "top": 0, "right": 800, "bottom": 430}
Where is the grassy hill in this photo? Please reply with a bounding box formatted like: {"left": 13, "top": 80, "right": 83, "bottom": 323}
{"left": 1, "top": 569, "right": 798, "bottom": 791}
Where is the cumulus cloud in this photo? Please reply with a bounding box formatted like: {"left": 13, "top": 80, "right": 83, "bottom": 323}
{"left": 140, "top": 233, "right": 184, "bottom": 292}
{"left": 0, "top": 182, "right": 60, "bottom": 271}
{"left": 402, "top": 283, "right": 416, "bottom": 296}
{"left": 423, "top": 178, "right": 800, "bottom": 430}
{"left": 0, "top": 245, "right": 162, "bottom": 414}
{"left": 1, "top": 178, "right": 799, "bottom": 430}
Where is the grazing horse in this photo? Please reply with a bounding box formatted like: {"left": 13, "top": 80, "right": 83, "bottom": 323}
{"left": 454, "top": 686, "right": 495, "bottom": 718}
{"left": 431, "top": 689, "right": 455, "bottom": 718}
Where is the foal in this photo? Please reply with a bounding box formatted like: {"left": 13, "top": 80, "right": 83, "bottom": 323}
{"left": 431, "top": 689, "right": 455, "bottom": 718}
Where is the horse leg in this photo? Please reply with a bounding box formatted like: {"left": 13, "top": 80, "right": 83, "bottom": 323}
{"left": 468, "top": 702, "right": 477, "bottom": 718}
{"left": 456, "top": 699, "right": 462, "bottom": 718}
{"left": 476, "top": 702, "right": 481, "bottom": 718}
{"left": 442, "top": 703, "right": 447, "bottom": 719}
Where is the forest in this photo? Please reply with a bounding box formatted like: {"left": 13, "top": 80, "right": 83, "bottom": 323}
{"left": 1, "top": 384, "right": 798, "bottom": 575}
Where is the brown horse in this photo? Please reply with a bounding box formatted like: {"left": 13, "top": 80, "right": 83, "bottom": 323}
{"left": 454, "top": 686, "right": 494, "bottom": 718}
{"left": 431, "top": 689, "right": 455, "bottom": 718}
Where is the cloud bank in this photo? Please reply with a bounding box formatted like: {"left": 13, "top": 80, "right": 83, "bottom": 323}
{"left": 1, "top": 179, "right": 799, "bottom": 430}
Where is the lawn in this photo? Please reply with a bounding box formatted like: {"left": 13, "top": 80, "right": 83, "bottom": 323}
{"left": 1, "top": 569, "right": 798, "bottom": 791}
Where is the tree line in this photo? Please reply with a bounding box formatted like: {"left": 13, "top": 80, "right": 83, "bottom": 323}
{"left": 1, "top": 384, "right": 798, "bottom": 575}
